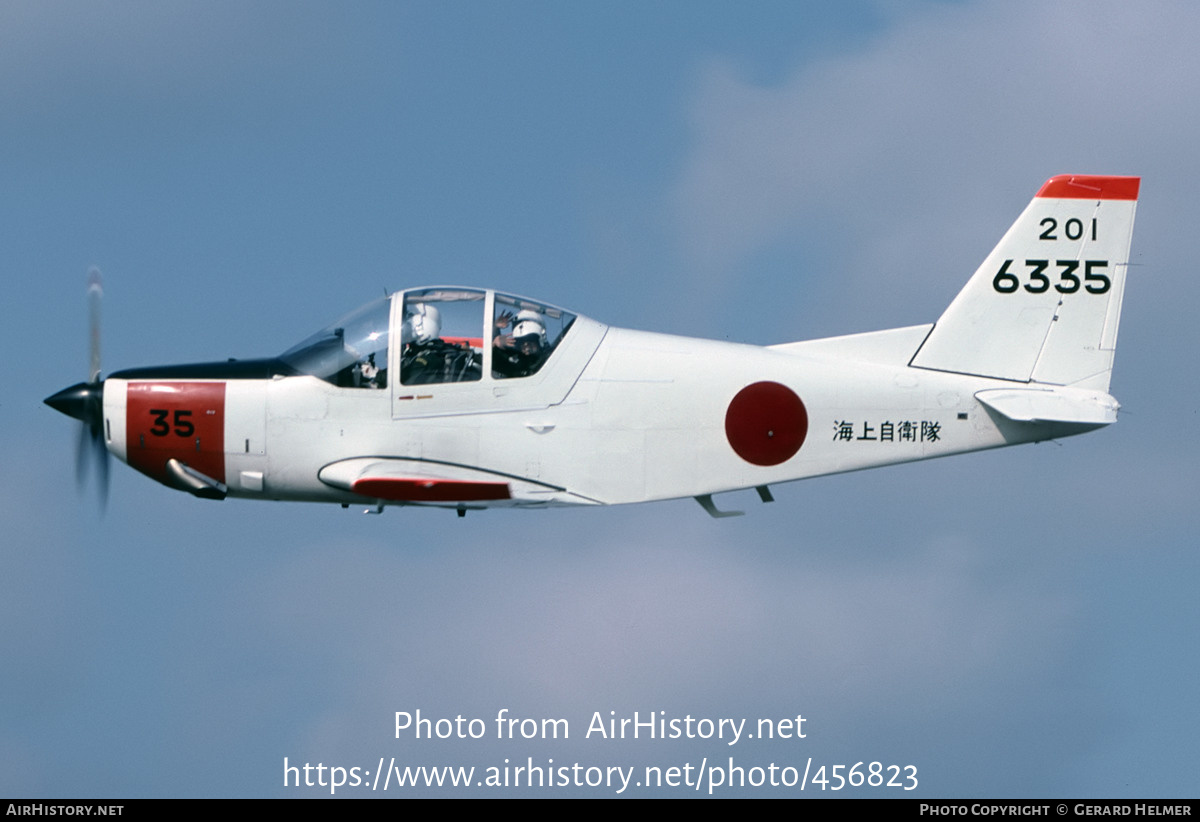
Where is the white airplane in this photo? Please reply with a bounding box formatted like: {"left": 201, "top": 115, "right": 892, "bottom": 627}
{"left": 47, "top": 174, "right": 1139, "bottom": 517}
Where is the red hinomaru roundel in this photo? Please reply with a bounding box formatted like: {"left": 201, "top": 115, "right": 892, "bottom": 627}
{"left": 725, "top": 381, "right": 808, "bottom": 466}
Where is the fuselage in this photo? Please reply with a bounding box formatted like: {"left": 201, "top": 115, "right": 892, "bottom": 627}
{"left": 46, "top": 175, "right": 1139, "bottom": 515}
{"left": 91, "top": 288, "right": 1089, "bottom": 511}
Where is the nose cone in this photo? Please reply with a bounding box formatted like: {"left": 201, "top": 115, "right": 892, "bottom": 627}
{"left": 45, "top": 381, "right": 103, "bottom": 424}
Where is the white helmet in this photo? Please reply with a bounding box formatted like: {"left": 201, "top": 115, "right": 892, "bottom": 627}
{"left": 511, "top": 310, "right": 546, "bottom": 345}
{"left": 404, "top": 303, "right": 441, "bottom": 344}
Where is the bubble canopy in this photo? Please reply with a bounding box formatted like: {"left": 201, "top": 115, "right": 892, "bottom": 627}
{"left": 277, "top": 289, "right": 579, "bottom": 388}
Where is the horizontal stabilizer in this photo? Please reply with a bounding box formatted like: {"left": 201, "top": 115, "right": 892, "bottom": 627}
{"left": 975, "top": 387, "right": 1118, "bottom": 425}
{"left": 771, "top": 325, "right": 932, "bottom": 366}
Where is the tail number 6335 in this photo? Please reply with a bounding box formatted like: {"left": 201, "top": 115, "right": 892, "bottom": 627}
{"left": 992, "top": 259, "right": 1110, "bottom": 295}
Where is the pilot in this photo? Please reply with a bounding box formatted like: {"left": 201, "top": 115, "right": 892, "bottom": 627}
{"left": 492, "top": 309, "right": 549, "bottom": 378}
{"left": 401, "top": 303, "right": 479, "bottom": 384}
{"left": 402, "top": 303, "right": 441, "bottom": 345}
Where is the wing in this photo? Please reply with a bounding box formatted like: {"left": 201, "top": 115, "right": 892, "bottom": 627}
{"left": 318, "top": 457, "right": 600, "bottom": 508}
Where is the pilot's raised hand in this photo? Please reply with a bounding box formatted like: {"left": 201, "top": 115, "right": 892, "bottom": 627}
{"left": 493, "top": 311, "right": 516, "bottom": 348}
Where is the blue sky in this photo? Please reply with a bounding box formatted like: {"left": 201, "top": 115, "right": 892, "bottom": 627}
{"left": 3, "top": 0, "right": 1198, "bottom": 797}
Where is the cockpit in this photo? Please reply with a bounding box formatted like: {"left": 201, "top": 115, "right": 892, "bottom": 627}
{"left": 278, "top": 288, "right": 580, "bottom": 390}
{"left": 279, "top": 295, "right": 392, "bottom": 388}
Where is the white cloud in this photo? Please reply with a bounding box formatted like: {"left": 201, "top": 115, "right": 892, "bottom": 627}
{"left": 669, "top": 0, "right": 1200, "bottom": 330}
{"left": 252, "top": 512, "right": 1083, "bottom": 790}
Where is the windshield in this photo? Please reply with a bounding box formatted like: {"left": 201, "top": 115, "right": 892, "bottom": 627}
{"left": 280, "top": 296, "right": 390, "bottom": 388}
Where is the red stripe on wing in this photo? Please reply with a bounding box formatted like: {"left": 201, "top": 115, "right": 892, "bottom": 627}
{"left": 352, "top": 477, "right": 511, "bottom": 502}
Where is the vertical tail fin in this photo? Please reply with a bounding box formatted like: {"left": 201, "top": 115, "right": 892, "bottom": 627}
{"left": 911, "top": 175, "right": 1139, "bottom": 390}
